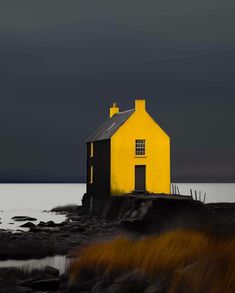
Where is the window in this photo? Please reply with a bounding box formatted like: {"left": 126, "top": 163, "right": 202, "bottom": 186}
{"left": 135, "top": 139, "right": 145, "bottom": 156}
{"left": 90, "top": 142, "right": 94, "bottom": 157}
{"left": 89, "top": 165, "right": 93, "bottom": 183}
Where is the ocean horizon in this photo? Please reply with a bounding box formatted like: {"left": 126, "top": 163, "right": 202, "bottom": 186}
{"left": 0, "top": 183, "right": 234, "bottom": 211}
{"left": 0, "top": 182, "right": 233, "bottom": 231}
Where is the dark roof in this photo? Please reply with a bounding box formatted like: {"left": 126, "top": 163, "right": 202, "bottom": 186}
{"left": 86, "top": 109, "right": 135, "bottom": 142}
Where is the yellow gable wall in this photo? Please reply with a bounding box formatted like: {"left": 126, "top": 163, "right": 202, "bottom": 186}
{"left": 110, "top": 109, "right": 170, "bottom": 195}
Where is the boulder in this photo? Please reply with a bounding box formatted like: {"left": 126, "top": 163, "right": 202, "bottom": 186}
{"left": 38, "top": 220, "right": 64, "bottom": 227}
{"left": 43, "top": 266, "right": 59, "bottom": 277}
{"left": 12, "top": 216, "right": 37, "bottom": 222}
{"left": 29, "top": 278, "right": 60, "bottom": 291}
{"left": 18, "top": 276, "right": 42, "bottom": 287}
{"left": 38, "top": 221, "right": 46, "bottom": 226}
{"left": 71, "top": 226, "right": 86, "bottom": 233}
{"left": 44, "top": 221, "right": 57, "bottom": 227}
{"left": 51, "top": 204, "right": 79, "bottom": 213}
{"left": 20, "top": 222, "right": 35, "bottom": 228}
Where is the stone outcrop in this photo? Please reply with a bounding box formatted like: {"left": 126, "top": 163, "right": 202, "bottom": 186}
{"left": 0, "top": 194, "right": 234, "bottom": 292}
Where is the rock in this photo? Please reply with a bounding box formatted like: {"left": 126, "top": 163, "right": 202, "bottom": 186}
{"left": 12, "top": 216, "right": 37, "bottom": 222}
{"left": 29, "top": 278, "right": 60, "bottom": 291}
{"left": 29, "top": 227, "right": 43, "bottom": 232}
{"left": 43, "top": 266, "right": 59, "bottom": 277}
{"left": 57, "top": 220, "right": 69, "bottom": 226}
{"left": 38, "top": 220, "right": 63, "bottom": 228}
{"left": 120, "top": 219, "right": 148, "bottom": 233}
{"left": 18, "top": 276, "right": 42, "bottom": 287}
{"left": 29, "top": 225, "right": 60, "bottom": 233}
{"left": 71, "top": 226, "right": 86, "bottom": 233}
{"left": 130, "top": 210, "right": 139, "bottom": 218}
{"left": 38, "top": 221, "right": 46, "bottom": 226}
{"left": 69, "top": 215, "right": 81, "bottom": 221}
{"left": 20, "top": 222, "right": 35, "bottom": 228}
{"left": 44, "top": 221, "right": 57, "bottom": 227}
{"left": 51, "top": 204, "right": 79, "bottom": 213}
{"left": 37, "top": 220, "right": 57, "bottom": 227}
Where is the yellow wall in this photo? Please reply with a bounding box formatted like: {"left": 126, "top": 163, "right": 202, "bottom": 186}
{"left": 110, "top": 104, "right": 170, "bottom": 195}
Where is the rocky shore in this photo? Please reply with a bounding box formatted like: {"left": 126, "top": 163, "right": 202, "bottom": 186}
{"left": 0, "top": 194, "right": 234, "bottom": 292}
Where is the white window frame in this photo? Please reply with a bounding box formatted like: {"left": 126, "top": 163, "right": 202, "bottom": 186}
{"left": 135, "top": 139, "right": 146, "bottom": 156}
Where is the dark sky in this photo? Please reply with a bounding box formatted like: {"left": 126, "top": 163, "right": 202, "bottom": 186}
{"left": 0, "top": 0, "right": 235, "bottom": 183}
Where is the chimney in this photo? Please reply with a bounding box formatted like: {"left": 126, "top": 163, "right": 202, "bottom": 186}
{"left": 110, "top": 102, "right": 119, "bottom": 117}
{"left": 135, "top": 99, "right": 146, "bottom": 111}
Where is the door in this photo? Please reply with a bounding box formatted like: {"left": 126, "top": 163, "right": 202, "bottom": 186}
{"left": 135, "top": 165, "right": 146, "bottom": 191}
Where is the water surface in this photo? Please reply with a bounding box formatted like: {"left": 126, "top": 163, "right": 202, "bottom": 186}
{"left": 0, "top": 255, "right": 69, "bottom": 275}
{"left": 176, "top": 183, "right": 235, "bottom": 203}
{"left": 0, "top": 183, "right": 234, "bottom": 232}
{"left": 0, "top": 183, "right": 86, "bottom": 231}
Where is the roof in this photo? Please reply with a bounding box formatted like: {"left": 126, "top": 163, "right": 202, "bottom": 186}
{"left": 86, "top": 109, "right": 135, "bottom": 142}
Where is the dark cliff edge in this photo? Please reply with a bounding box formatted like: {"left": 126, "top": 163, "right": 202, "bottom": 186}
{"left": 82, "top": 193, "right": 235, "bottom": 236}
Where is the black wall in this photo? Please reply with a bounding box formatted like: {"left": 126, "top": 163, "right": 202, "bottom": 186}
{"left": 87, "top": 140, "right": 110, "bottom": 196}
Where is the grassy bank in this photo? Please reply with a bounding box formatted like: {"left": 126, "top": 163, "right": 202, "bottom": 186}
{"left": 70, "top": 229, "right": 235, "bottom": 292}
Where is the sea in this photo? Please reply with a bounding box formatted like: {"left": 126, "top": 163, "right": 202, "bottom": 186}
{"left": 0, "top": 183, "right": 234, "bottom": 273}
{"left": 0, "top": 183, "right": 234, "bottom": 232}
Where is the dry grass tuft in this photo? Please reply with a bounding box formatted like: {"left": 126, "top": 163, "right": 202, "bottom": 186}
{"left": 70, "top": 229, "right": 235, "bottom": 292}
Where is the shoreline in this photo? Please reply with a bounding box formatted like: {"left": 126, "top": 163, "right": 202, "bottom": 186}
{"left": 0, "top": 195, "right": 234, "bottom": 292}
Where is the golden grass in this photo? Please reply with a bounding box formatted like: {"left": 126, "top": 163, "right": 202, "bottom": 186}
{"left": 70, "top": 229, "right": 235, "bottom": 292}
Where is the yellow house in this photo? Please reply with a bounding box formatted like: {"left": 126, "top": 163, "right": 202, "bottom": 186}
{"left": 86, "top": 99, "right": 171, "bottom": 196}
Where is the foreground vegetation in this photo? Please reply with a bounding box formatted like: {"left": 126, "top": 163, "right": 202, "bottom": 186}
{"left": 70, "top": 229, "right": 235, "bottom": 292}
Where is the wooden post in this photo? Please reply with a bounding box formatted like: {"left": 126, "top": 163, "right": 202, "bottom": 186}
{"left": 203, "top": 193, "right": 206, "bottom": 203}
{"left": 195, "top": 190, "right": 197, "bottom": 201}
{"left": 177, "top": 186, "right": 180, "bottom": 195}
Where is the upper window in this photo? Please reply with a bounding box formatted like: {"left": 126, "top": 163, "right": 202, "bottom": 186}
{"left": 135, "top": 139, "right": 145, "bottom": 156}
{"left": 90, "top": 142, "right": 94, "bottom": 157}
